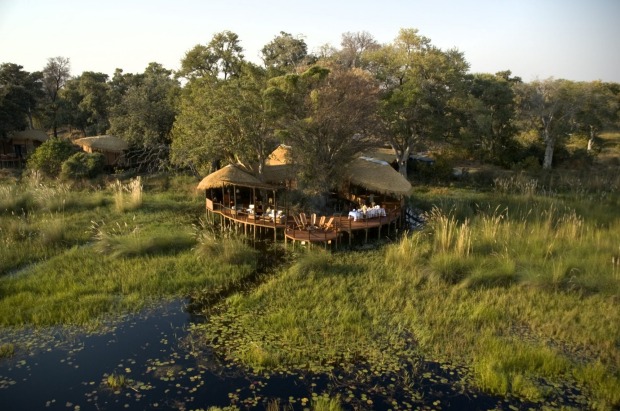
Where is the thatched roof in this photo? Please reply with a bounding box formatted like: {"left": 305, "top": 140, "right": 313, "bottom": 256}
{"left": 346, "top": 157, "right": 412, "bottom": 196}
{"left": 262, "top": 163, "right": 296, "bottom": 185}
{"left": 74, "top": 135, "right": 128, "bottom": 152}
{"left": 362, "top": 147, "right": 397, "bottom": 164}
{"left": 266, "top": 144, "right": 292, "bottom": 165}
{"left": 11, "top": 129, "right": 48, "bottom": 142}
{"left": 197, "top": 164, "right": 274, "bottom": 190}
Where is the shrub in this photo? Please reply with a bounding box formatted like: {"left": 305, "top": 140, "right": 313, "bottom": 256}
{"left": 60, "top": 152, "right": 105, "bottom": 180}
{"left": 27, "top": 138, "right": 77, "bottom": 177}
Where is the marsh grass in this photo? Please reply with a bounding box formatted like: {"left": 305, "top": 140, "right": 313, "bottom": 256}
{"left": 0, "top": 244, "right": 254, "bottom": 327}
{"left": 112, "top": 176, "right": 143, "bottom": 212}
{"left": 312, "top": 395, "right": 344, "bottom": 411}
{"left": 106, "top": 372, "right": 129, "bottom": 391}
{"left": 192, "top": 185, "right": 620, "bottom": 409}
{"left": 0, "top": 342, "right": 15, "bottom": 358}
{"left": 91, "top": 219, "right": 195, "bottom": 258}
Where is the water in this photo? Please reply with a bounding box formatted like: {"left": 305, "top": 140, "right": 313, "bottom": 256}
{"left": 0, "top": 300, "right": 531, "bottom": 410}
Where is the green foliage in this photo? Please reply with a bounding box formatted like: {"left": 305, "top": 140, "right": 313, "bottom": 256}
{"left": 60, "top": 151, "right": 104, "bottom": 180}
{"left": 171, "top": 63, "right": 276, "bottom": 174}
{"left": 0, "top": 63, "right": 44, "bottom": 138}
{"left": 61, "top": 71, "right": 110, "bottom": 135}
{"left": 27, "top": 138, "right": 76, "bottom": 177}
{"left": 108, "top": 62, "right": 179, "bottom": 149}
{"left": 261, "top": 31, "right": 308, "bottom": 75}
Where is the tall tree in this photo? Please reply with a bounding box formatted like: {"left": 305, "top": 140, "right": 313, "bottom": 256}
{"left": 172, "top": 63, "right": 277, "bottom": 176}
{"left": 366, "top": 28, "right": 469, "bottom": 176}
{"left": 109, "top": 63, "right": 180, "bottom": 158}
{"left": 462, "top": 71, "right": 520, "bottom": 164}
{"left": 0, "top": 63, "right": 44, "bottom": 138}
{"left": 572, "top": 81, "right": 619, "bottom": 151}
{"left": 339, "top": 31, "right": 379, "bottom": 69}
{"left": 515, "top": 78, "right": 579, "bottom": 169}
{"left": 261, "top": 31, "right": 308, "bottom": 75}
{"left": 178, "top": 31, "right": 244, "bottom": 81}
{"left": 42, "top": 56, "right": 71, "bottom": 137}
{"left": 266, "top": 65, "right": 380, "bottom": 197}
{"left": 63, "top": 72, "right": 110, "bottom": 136}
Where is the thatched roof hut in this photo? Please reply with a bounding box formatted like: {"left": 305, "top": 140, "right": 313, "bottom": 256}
{"left": 11, "top": 129, "right": 49, "bottom": 143}
{"left": 74, "top": 135, "right": 128, "bottom": 153}
{"left": 346, "top": 157, "right": 412, "bottom": 196}
{"left": 74, "top": 135, "right": 128, "bottom": 167}
{"left": 2, "top": 129, "right": 49, "bottom": 158}
{"left": 197, "top": 164, "right": 274, "bottom": 190}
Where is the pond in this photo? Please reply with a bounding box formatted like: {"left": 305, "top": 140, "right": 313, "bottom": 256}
{"left": 0, "top": 299, "right": 524, "bottom": 410}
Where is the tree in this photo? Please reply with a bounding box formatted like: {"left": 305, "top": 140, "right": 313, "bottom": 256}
{"left": 42, "top": 57, "right": 71, "bottom": 137}
{"left": 27, "top": 137, "right": 76, "bottom": 177}
{"left": 109, "top": 63, "right": 179, "bottom": 148}
{"left": 338, "top": 31, "right": 379, "bottom": 69}
{"left": 60, "top": 151, "right": 104, "bottom": 180}
{"left": 108, "top": 63, "right": 180, "bottom": 170}
{"left": 0, "top": 63, "right": 44, "bottom": 138}
{"left": 172, "top": 63, "right": 277, "bottom": 176}
{"left": 266, "top": 65, "right": 380, "bottom": 197}
{"left": 515, "top": 78, "right": 580, "bottom": 169}
{"left": 178, "top": 31, "right": 244, "bottom": 81}
{"left": 571, "top": 81, "right": 619, "bottom": 151}
{"left": 366, "top": 29, "right": 469, "bottom": 176}
{"left": 462, "top": 71, "right": 520, "bottom": 164}
{"left": 261, "top": 31, "right": 308, "bottom": 75}
{"left": 63, "top": 72, "right": 110, "bottom": 136}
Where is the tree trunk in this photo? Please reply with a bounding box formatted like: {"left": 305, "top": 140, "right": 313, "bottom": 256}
{"left": 543, "top": 136, "right": 555, "bottom": 169}
{"left": 587, "top": 126, "right": 596, "bottom": 152}
{"left": 396, "top": 146, "right": 410, "bottom": 178}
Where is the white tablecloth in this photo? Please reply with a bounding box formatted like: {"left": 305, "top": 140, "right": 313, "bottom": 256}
{"left": 348, "top": 207, "right": 386, "bottom": 221}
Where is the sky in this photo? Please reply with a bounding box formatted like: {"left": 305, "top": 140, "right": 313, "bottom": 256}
{"left": 1, "top": 0, "right": 619, "bottom": 83}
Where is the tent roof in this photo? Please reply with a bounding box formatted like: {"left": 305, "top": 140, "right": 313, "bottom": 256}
{"left": 74, "top": 135, "right": 128, "bottom": 152}
{"left": 346, "top": 157, "right": 412, "bottom": 196}
{"left": 11, "top": 129, "right": 48, "bottom": 142}
{"left": 197, "top": 164, "right": 274, "bottom": 190}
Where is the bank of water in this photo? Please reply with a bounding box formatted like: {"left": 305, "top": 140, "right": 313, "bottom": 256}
{"left": 0, "top": 299, "right": 530, "bottom": 411}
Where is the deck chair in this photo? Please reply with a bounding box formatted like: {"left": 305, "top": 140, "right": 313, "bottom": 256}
{"left": 300, "top": 212, "right": 308, "bottom": 228}
{"left": 293, "top": 214, "right": 304, "bottom": 230}
{"left": 324, "top": 216, "right": 335, "bottom": 231}
{"left": 319, "top": 215, "right": 326, "bottom": 228}
{"left": 311, "top": 213, "right": 317, "bottom": 227}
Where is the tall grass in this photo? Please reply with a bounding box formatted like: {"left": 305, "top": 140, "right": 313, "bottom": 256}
{"left": 191, "top": 187, "right": 620, "bottom": 409}
{"left": 0, "top": 243, "right": 254, "bottom": 327}
{"left": 112, "top": 176, "right": 143, "bottom": 212}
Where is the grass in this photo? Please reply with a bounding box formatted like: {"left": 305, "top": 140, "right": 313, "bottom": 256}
{"left": 190, "top": 178, "right": 620, "bottom": 409}
{"left": 0, "top": 173, "right": 258, "bottom": 327}
{"left": 1, "top": 160, "right": 618, "bottom": 409}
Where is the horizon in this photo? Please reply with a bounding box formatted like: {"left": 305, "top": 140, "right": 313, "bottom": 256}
{"left": 1, "top": 0, "right": 619, "bottom": 83}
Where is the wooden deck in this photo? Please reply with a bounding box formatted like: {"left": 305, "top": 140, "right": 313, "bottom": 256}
{"left": 205, "top": 199, "right": 402, "bottom": 247}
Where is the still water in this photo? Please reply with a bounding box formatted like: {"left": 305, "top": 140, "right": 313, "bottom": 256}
{"left": 0, "top": 300, "right": 519, "bottom": 410}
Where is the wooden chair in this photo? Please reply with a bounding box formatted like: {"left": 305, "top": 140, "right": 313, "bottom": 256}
{"left": 300, "top": 212, "right": 308, "bottom": 228}
{"left": 319, "top": 215, "right": 326, "bottom": 228}
{"left": 293, "top": 214, "right": 304, "bottom": 230}
{"left": 324, "top": 216, "right": 335, "bottom": 231}
{"left": 311, "top": 213, "right": 317, "bottom": 227}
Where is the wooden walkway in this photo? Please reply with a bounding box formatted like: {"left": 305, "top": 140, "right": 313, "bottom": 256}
{"left": 205, "top": 199, "right": 402, "bottom": 248}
